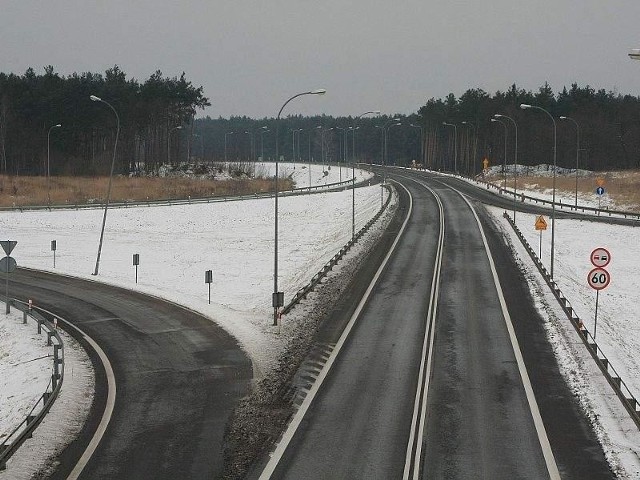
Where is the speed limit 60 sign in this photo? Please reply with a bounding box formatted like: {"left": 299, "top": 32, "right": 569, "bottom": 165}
{"left": 588, "top": 267, "right": 611, "bottom": 290}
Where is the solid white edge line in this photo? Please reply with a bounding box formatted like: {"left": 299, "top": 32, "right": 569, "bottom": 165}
{"left": 34, "top": 305, "right": 117, "bottom": 480}
{"left": 453, "top": 188, "right": 561, "bottom": 480}
{"left": 258, "top": 183, "right": 413, "bottom": 480}
{"left": 399, "top": 179, "right": 445, "bottom": 480}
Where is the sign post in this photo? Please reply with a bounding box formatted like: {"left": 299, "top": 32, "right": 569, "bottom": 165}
{"left": 588, "top": 248, "right": 611, "bottom": 339}
{"left": 205, "top": 270, "right": 213, "bottom": 304}
{"left": 595, "top": 186, "right": 605, "bottom": 213}
{"left": 0, "top": 241, "right": 17, "bottom": 314}
{"left": 534, "top": 215, "right": 547, "bottom": 259}
{"left": 51, "top": 240, "right": 57, "bottom": 268}
{"left": 132, "top": 254, "right": 140, "bottom": 283}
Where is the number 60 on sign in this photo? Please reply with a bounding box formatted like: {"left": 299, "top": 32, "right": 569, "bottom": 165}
{"left": 587, "top": 267, "right": 610, "bottom": 290}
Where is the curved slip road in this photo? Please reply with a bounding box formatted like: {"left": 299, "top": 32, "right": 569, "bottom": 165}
{"left": 10, "top": 268, "right": 252, "bottom": 480}
{"left": 256, "top": 170, "right": 612, "bottom": 479}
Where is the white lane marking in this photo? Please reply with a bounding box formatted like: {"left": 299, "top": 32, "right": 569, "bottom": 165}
{"left": 258, "top": 183, "right": 413, "bottom": 480}
{"left": 452, "top": 187, "right": 561, "bottom": 480}
{"left": 400, "top": 179, "right": 445, "bottom": 480}
{"left": 33, "top": 305, "right": 117, "bottom": 480}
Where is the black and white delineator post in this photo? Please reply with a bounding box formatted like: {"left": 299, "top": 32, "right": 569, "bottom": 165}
{"left": 205, "top": 270, "right": 213, "bottom": 304}
{"left": 133, "top": 253, "right": 140, "bottom": 284}
{"left": 51, "top": 240, "right": 57, "bottom": 268}
{"left": 588, "top": 248, "right": 611, "bottom": 339}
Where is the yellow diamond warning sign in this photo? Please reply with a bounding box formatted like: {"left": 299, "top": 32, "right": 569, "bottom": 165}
{"left": 535, "top": 215, "right": 548, "bottom": 231}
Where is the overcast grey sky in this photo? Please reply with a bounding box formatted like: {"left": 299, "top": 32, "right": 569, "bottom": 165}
{"left": 2, "top": 1, "right": 640, "bottom": 119}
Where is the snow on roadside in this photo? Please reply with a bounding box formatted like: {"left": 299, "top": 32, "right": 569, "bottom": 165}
{"left": 487, "top": 206, "right": 640, "bottom": 478}
{"left": 0, "top": 311, "right": 52, "bottom": 438}
{"left": 3, "top": 328, "right": 94, "bottom": 479}
{"left": 0, "top": 163, "right": 384, "bottom": 477}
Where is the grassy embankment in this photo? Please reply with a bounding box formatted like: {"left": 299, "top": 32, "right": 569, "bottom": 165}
{"left": 0, "top": 176, "right": 293, "bottom": 208}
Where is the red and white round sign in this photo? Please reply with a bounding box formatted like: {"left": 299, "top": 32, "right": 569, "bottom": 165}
{"left": 590, "top": 248, "right": 611, "bottom": 268}
{"left": 587, "top": 267, "right": 611, "bottom": 290}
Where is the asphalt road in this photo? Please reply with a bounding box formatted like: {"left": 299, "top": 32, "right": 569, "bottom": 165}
{"left": 10, "top": 269, "right": 252, "bottom": 480}
{"left": 257, "top": 170, "right": 613, "bottom": 479}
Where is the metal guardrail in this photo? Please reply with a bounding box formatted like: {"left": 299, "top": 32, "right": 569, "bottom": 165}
{"left": 282, "top": 183, "right": 394, "bottom": 315}
{"left": 478, "top": 178, "right": 640, "bottom": 222}
{"left": 503, "top": 212, "right": 640, "bottom": 431}
{"left": 0, "top": 300, "right": 65, "bottom": 471}
{"left": 0, "top": 178, "right": 366, "bottom": 213}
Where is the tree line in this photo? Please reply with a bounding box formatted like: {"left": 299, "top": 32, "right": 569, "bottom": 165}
{"left": 2, "top": 69, "right": 639, "bottom": 178}
{"left": 0, "top": 66, "right": 209, "bottom": 176}
{"left": 416, "top": 83, "right": 640, "bottom": 176}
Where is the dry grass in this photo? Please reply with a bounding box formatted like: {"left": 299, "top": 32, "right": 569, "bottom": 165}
{"left": 485, "top": 169, "right": 640, "bottom": 212}
{"left": 0, "top": 175, "right": 293, "bottom": 207}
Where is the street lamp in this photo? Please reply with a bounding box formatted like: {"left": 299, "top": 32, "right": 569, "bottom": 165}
{"left": 560, "top": 116, "right": 580, "bottom": 209}
{"left": 494, "top": 114, "right": 519, "bottom": 221}
{"left": 520, "top": 103, "right": 557, "bottom": 278}
{"left": 491, "top": 117, "right": 508, "bottom": 190}
{"left": 245, "top": 131, "right": 253, "bottom": 162}
{"left": 273, "top": 89, "right": 326, "bottom": 325}
{"left": 384, "top": 119, "right": 402, "bottom": 172}
{"left": 260, "top": 126, "right": 269, "bottom": 162}
{"left": 350, "top": 110, "right": 379, "bottom": 239}
{"left": 225, "top": 131, "right": 234, "bottom": 163}
{"left": 442, "top": 122, "right": 458, "bottom": 173}
{"left": 316, "top": 126, "right": 333, "bottom": 174}
{"left": 461, "top": 121, "right": 477, "bottom": 176}
{"left": 47, "top": 123, "right": 61, "bottom": 206}
{"left": 89, "top": 95, "right": 120, "bottom": 276}
{"left": 375, "top": 125, "right": 384, "bottom": 166}
{"left": 168, "top": 125, "right": 182, "bottom": 165}
{"left": 409, "top": 123, "right": 424, "bottom": 167}
{"left": 629, "top": 49, "right": 640, "bottom": 60}
{"left": 336, "top": 126, "right": 347, "bottom": 182}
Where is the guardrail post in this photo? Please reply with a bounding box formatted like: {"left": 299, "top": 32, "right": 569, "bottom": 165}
{"left": 54, "top": 345, "right": 61, "bottom": 376}
{"left": 37, "top": 319, "right": 42, "bottom": 334}
{"left": 47, "top": 331, "right": 54, "bottom": 346}
{"left": 26, "top": 416, "right": 36, "bottom": 438}
{"left": 23, "top": 311, "right": 27, "bottom": 324}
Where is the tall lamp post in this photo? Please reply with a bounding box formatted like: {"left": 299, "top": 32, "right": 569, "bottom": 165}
{"left": 245, "top": 130, "right": 253, "bottom": 161}
{"left": 494, "top": 114, "right": 519, "bottom": 220}
{"left": 336, "top": 126, "right": 347, "bottom": 182}
{"left": 442, "top": 122, "right": 458, "bottom": 173}
{"left": 559, "top": 116, "right": 580, "bottom": 209}
{"left": 383, "top": 119, "right": 402, "bottom": 176}
{"left": 521, "top": 103, "right": 557, "bottom": 278}
{"left": 409, "top": 123, "right": 424, "bottom": 167}
{"left": 316, "top": 126, "right": 333, "bottom": 173}
{"left": 260, "top": 126, "right": 269, "bottom": 162}
{"left": 273, "top": 89, "right": 326, "bottom": 325}
{"left": 90, "top": 95, "right": 120, "bottom": 276}
{"left": 168, "top": 125, "right": 182, "bottom": 165}
{"left": 461, "top": 121, "right": 476, "bottom": 176}
{"left": 351, "top": 111, "right": 379, "bottom": 239}
{"left": 375, "top": 125, "right": 384, "bottom": 166}
{"left": 491, "top": 117, "right": 508, "bottom": 190}
{"left": 47, "top": 123, "right": 61, "bottom": 206}
{"left": 225, "top": 131, "right": 234, "bottom": 163}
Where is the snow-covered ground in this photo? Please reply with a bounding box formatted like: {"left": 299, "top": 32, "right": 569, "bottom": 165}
{"left": 2, "top": 162, "right": 639, "bottom": 477}
{"left": 0, "top": 310, "right": 52, "bottom": 438}
{"left": 0, "top": 162, "right": 384, "bottom": 477}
